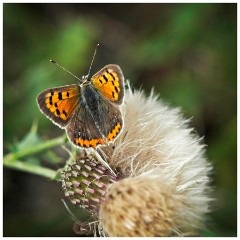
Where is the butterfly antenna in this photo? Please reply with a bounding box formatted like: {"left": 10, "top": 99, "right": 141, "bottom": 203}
{"left": 87, "top": 43, "right": 99, "bottom": 79}
{"left": 50, "top": 59, "right": 82, "bottom": 82}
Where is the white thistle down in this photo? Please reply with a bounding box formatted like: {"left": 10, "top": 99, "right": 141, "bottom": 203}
{"left": 98, "top": 84, "right": 213, "bottom": 236}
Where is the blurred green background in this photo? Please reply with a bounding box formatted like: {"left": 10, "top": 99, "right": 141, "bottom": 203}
{"left": 3, "top": 3, "right": 236, "bottom": 237}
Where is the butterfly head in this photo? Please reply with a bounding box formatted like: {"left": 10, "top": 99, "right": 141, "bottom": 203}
{"left": 81, "top": 75, "right": 91, "bottom": 86}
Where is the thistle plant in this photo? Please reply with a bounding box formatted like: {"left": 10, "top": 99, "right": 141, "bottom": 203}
{"left": 3, "top": 84, "right": 213, "bottom": 237}
{"left": 60, "top": 152, "right": 119, "bottom": 217}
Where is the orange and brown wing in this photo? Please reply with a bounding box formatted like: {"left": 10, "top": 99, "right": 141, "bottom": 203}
{"left": 97, "top": 97, "right": 123, "bottom": 143}
{"left": 91, "top": 64, "right": 124, "bottom": 105}
{"left": 65, "top": 93, "right": 123, "bottom": 149}
{"left": 36, "top": 84, "right": 80, "bottom": 128}
{"left": 66, "top": 100, "right": 104, "bottom": 149}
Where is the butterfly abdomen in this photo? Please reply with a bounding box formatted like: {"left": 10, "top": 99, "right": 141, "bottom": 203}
{"left": 82, "top": 84, "right": 103, "bottom": 131}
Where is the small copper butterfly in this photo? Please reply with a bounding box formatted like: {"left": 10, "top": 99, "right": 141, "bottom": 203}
{"left": 36, "top": 49, "right": 124, "bottom": 149}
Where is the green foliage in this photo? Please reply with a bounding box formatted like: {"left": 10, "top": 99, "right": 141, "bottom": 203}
{"left": 3, "top": 123, "right": 65, "bottom": 179}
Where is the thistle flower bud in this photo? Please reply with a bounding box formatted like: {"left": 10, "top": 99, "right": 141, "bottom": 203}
{"left": 60, "top": 153, "right": 118, "bottom": 216}
{"left": 100, "top": 175, "right": 180, "bottom": 237}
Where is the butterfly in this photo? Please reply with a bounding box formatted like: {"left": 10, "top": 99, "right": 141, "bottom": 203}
{"left": 37, "top": 64, "right": 124, "bottom": 149}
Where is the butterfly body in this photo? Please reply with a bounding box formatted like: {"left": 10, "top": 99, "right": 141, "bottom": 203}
{"left": 81, "top": 82, "right": 103, "bottom": 116}
{"left": 37, "top": 64, "right": 124, "bottom": 149}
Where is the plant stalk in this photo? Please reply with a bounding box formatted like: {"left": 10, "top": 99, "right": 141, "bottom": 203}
{"left": 3, "top": 135, "right": 66, "bottom": 179}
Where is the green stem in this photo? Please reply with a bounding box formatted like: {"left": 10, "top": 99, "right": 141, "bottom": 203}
{"left": 3, "top": 135, "right": 66, "bottom": 179}
{"left": 3, "top": 160, "right": 57, "bottom": 179}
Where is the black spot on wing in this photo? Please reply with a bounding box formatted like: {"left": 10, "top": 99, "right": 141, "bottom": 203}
{"left": 109, "top": 72, "right": 115, "bottom": 80}
{"left": 114, "top": 86, "right": 119, "bottom": 93}
{"left": 103, "top": 75, "right": 108, "bottom": 82}
{"left": 56, "top": 109, "right": 60, "bottom": 115}
{"left": 49, "top": 96, "right": 53, "bottom": 105}
{"left": 58, "top": 92, "right": 62, "bottom": 100}
{"left": 63, "top": 110, "right": 67, "bottom": 117}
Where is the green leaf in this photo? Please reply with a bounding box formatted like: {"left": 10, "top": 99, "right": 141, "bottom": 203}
{"left": 14, "top": 123, "right": 40, "bottom": 153}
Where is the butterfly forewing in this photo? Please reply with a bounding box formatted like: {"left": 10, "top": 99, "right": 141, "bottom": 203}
{"left": 91, "top": 64, "right": 124, "bottom": 104}
{"left": 37, "top": 84, "right": 80, "bottom": 128}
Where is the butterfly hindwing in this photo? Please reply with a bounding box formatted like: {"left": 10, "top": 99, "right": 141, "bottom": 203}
{"left": 97, "top": 97, "right": 123, "bottom": 143}
{"left": 66, "top": 99, "right": 104, "bottom": 148}
{"left": 37, "top": 84, "right": 80, "bottom": 128}
{"left": 91, "top": 64, "right": 124, "bottom": 104}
